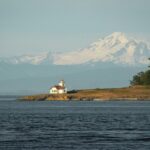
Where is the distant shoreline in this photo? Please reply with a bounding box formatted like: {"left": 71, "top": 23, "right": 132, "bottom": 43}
{"left": 20, "top": 86, "right": 150, "bottom": 101}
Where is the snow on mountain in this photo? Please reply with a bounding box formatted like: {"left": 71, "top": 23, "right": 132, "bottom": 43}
{"left": 53, "top": 32, "right": 150, "bottom": 65}
{"left": 0, "top": 32, "right": 150, "bottom": 66}
{"left": 0, "top": 52, "right": 54, "bottom": 65}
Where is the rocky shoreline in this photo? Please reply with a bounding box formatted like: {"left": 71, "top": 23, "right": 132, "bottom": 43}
{"left": 20, "top": 86, "right": 150, "bottom": 101}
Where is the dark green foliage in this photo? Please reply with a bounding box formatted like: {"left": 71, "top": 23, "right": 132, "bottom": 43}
{"left": 131, "top": 70, "right": 150, "bottom": 85}
{"left": 131, "top": 58, "right": 150, "bottom": 85}
{"left": 68, "top": 90, "right": 77, "bottom": 94}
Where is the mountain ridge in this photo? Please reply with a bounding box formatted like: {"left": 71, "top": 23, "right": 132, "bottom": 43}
{"left": 54, "top": 32, "right": 150, "bottom": 65}
{"left": 0, "top": 32, "right": 150, "bottom": 66}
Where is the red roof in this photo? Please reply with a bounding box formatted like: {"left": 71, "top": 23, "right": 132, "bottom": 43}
{"left": 52, "top": 85, "right": 65, "bottom": 90}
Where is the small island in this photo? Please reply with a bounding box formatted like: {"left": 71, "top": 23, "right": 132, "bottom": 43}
{"left": 20, "top": 85, "right": 150, "bottom": 101}
{"left": 20, "top": 61, "right": 150, "bottom": 101}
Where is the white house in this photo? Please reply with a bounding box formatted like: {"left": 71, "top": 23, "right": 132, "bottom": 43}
{"left": 49, "top": 80, "right": 67, "bottom": 94}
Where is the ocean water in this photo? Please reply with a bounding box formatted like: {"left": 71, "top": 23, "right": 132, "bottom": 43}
{"left": 0, "top": 98, "right": 150, "bottom": 150}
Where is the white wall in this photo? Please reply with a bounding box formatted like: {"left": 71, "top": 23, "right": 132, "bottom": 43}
{"left": 49, "top": 87, "right": 67, "bottom": 94}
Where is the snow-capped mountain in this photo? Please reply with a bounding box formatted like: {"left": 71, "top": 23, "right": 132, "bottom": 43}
{"left": 1, "top": 32, "right": 149, "bottom": 94}
{"left": 0, "top": 32, "right": 150, "bottom": 66}
{"left": 0, "top": 52, "right": 54, "bottom": 65}
{"left": 53, "top": 32, "right": 150, "bottom": 65}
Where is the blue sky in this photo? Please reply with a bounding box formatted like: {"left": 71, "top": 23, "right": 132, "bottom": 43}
{"left": 0, "top": 0, "right": 150, "bottom": 56}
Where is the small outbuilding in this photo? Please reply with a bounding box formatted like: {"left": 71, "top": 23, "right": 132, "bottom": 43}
{"left": 49, "top": 80, "right": 67, "bottom": 94}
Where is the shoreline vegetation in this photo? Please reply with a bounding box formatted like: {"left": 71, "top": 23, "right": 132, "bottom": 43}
{"left": 20, "top": 86, "right": 150, "bottom": 101}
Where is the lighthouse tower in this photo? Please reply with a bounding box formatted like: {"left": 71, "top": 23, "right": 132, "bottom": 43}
{"left": 58, "top": 80, "right": 65, "bottom": 87}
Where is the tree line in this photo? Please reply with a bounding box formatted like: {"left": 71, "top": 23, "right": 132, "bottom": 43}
{"left": 130, "top": 58, "right": 150, "bottom": 86}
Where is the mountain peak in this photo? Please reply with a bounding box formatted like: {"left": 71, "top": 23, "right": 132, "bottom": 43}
{"left": 105, "top": 32, "right": 128, "bottom": 44}
{"left": 1, "top": 32, "right": 150, "bottom": 66}
{"left": 111, "top": 32, "right": 126, "bottom": 37}
{"left": 54, "top": 32, "right": 150, "bottom": 65}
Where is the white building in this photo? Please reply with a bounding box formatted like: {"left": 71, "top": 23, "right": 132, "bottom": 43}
{"left": 49, "top": 80, "right": 67, "bottom": 94}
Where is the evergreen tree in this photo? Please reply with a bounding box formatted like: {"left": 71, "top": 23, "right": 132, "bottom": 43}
{"left": 130, "top": 58, "right": 150, "bottom": 86}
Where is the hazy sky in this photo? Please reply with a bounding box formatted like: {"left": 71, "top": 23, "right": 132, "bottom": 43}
{"left": 0, "top": 0, "right": 150, "bottom": 57}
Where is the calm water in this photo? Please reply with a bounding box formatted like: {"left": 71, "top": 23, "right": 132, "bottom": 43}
{"left": 0, "top": 98, "right": 150, "bottom": 150}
